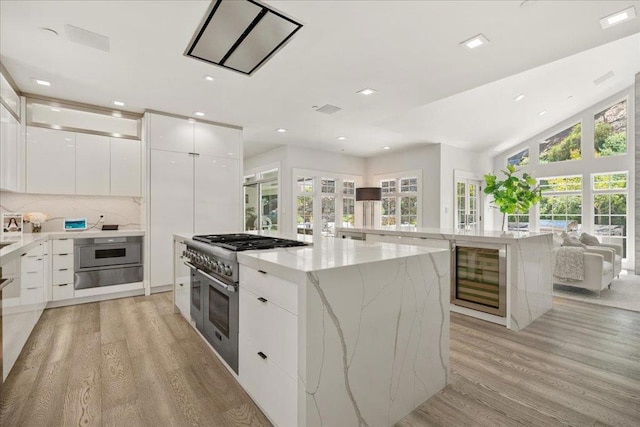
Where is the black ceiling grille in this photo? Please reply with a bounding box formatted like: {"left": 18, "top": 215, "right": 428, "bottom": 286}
{"left": 184, "top": 0, "right": 303, "bottom": 76}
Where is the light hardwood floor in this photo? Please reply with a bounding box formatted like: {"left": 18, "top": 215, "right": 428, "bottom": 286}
{"left": 1, "top": 293, "right": 639, "bottom": 426}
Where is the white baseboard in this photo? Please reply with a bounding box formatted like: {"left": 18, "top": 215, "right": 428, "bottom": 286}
{"left": 46, "top": 288, "right": 145, "bottom": 308}
{"left": 450, "top": 303, "right": 507, "bottom": 326}
{"left": 150, "top": 284, "right": 173, "bottom": 294}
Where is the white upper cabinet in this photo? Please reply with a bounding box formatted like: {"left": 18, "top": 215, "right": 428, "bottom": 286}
{"left": 0, "top": 104, "right": 19, "bottom": 192}
{"left": 26, "top": 127, "right": 76, "bottom": 195}
{"left": 194, "top": 155, "right": 241, "bottom": 233}
{"left": 111, "top": 138, "right": 141, "bottom": 196}
{"left": 148, "top": 113, "right": 194, "bottom": 153}
{"left": 76, "top": 133, "right": 110, "bottom": 195}
{"left": 194, "top": 122, "right": 241, "bottom": 159}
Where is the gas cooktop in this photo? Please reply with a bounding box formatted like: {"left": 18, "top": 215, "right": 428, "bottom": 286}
{"left": 193, "top": 234, "right": 307, "bottom": 252}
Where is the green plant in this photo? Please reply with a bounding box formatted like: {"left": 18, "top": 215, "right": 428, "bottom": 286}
{"left": 484, "top": 164, "right": 542, "bottom": 231}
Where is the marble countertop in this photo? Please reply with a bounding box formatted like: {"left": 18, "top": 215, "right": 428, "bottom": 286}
{"left": 1, "top": 229, "right": 145, "bottom": 263}
{"left": 336, "top": 226, "right": 551, "bottom": 242}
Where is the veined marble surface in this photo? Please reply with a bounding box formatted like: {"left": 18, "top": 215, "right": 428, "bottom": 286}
{"left": 299, "top": 250, "right": 450, "bottom": 427}
{"left": 337, "top": 225, "right": 552, "bottom": 243}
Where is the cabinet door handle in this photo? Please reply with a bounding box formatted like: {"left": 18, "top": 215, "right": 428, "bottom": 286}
{"left": 27, "top": 287, "right": 38, "bottom": 290}
{"left": 258, "top": 270, "right": 267, "bottom": 275}
{"left": 257, "top": 352, "right": 267, "bottom": 360}
{"left": 36, "top": 258, "right": 43, "bottom": 261}
{"left": 59, "top": 284, "right": 68, "bottom": 287}
{"left": 179, "top": 283, "right": 184, "bottom": 287}
{"left": 27, "top": 271, "right": 38, "bottom": 274}
{"left": 257, "top": 297, "right": 268, "bottom": 303}
{"left": 59, "top": 268, "right": 68, "bottom": 271}
{"left": 58, "top": 254, "right": 69, "bottom": 256}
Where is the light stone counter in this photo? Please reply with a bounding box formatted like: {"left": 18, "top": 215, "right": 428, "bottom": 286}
{"left": 336, "top": 226, "right": 553, "bottom": 332}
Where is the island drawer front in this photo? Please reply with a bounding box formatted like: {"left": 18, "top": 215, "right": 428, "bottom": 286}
{"left": 21, "top": 255, "right": 43, "bottom": 273}
{"left": 240, "top": 266, "right": 298, "bottom": 315}
{"left": 239, "top": 335, "right": 297, "bottom": 427}
{"left": 52, "top": 283, "right": 74, "bottom": 301}
{"left": 53, "top": 268, "right": 74, "bottom": 285}
{"left": 53, "top": 254, "right": 74, "bottom": 270}
{"left": 52, "top": 239, "right": 74, "bottom": 254}
{"left": 21, "top": 270, "right": 44, "bottom": 289}
{"left": 239, "top": 287, "right": 297, "bottom": 380}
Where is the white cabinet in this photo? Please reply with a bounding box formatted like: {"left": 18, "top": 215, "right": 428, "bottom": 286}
{"left": 195, "top": 122, "right": 241, "bottom": 159}
{"left": 111, "top": 138, "right": 141, "bottom": 196}
{"left": 173, "top": 241, "right": 190, "bottom": 315}
{"left": 194, "top": 155, "right": 241, "bottom": 233}
{"left": 76, "top": 133, "right": 110, "bottom": 195}
{"left": 51, "top": 238, "right": 74, "bottom": 301}
{"left": 148, "top": 112, "right": 242, "bottom": 287}
{"left": 148, "top": 113, "right": 194, "bottom": 153}
{"left": 149, "top": 150, "right": 194, "bottom": 286}
{"left": 238, "top": 267, "right": 298, "bottom": 427}
{"left": 26, "top": 127, "right": 76, "bottom": 194}
{"left": 0, "top": 104, "right": 20, "bottom": 192}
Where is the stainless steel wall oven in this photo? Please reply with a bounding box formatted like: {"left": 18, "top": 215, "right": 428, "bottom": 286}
{"left": 74, "top": 236, "right": 143, "bottom": 290}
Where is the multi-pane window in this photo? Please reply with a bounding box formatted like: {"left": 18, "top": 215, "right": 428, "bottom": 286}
{"left": 379, "top": 177, "right": 418, "bottom": 226}
{"left": 321, "top": 178, "right": 336, "bottom": 235}
{"left": 594, "top": 100, "right": 627, "bottom": 157}
{"left": 296, "top": 176, "right": 314, "bottom": 236}
{"left": 507, "top": 148, "right": 529, "bottom": 166}
{"left": 539, "top": 123, "right": 582, "bottom": 164}
{"left": 538, "top": 175, "right": 582, "bottom": 232}
{"left": 593, "top": 172, "right": 628, "bottom": 257}
{"left": 342, "top": 180, "right": 355, "bottom": 227}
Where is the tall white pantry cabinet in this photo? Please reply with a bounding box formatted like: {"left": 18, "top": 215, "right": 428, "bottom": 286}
{"left": 147, "top": 112, "right": 242, "bottom": 288}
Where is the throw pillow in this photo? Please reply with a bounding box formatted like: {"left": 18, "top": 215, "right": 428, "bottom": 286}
{"left": 562, "top": 236, "right": 586, "bottom": 248}
{"left": 579, "top": 232, "right": 600, "bottom": 246}
{"left": 552, "top": 233, "right": 564, "bottom": 247}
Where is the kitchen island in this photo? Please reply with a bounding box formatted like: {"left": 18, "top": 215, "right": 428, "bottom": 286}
{"left": 173, "top": 233, "right": 450, "bottom": 427}
{"left": 336, "top": 226, "right": 554, "bottom": 331}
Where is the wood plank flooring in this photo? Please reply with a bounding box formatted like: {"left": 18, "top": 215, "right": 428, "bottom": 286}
{"left": 1, "top": 293, "right": 639, "bottom": 426}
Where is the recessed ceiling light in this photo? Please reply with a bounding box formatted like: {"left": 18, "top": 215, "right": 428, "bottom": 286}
{"left": 112, "top": 112, "right": 122, "bottom": 118}
{"left": 113, "top": 101, "right": 125, "bottom": 107}
{"left": 50, "top": 108, "right": 60, "bottom": 112}
{"left": 52, "top": 125, "right": 61, "bottom": 129}
{"left": 203, "top": 75, "right": 215, "bottom": 81}
{"left": 600, "top": 6, "right": 636, "bottom": 29}
{"left": 538, "top": 110, "right": 547, "bottom": 116}
{"left": 337, "top": 136, "right": 348, "bottom": 140}
{"left": 513, "top": 94, "right": 525, "bottom": 102}
{"left": 112, "top": 133, "right": 121, "bottom": 137}
{"left": 35, "top": 79, "right": 51, "bottom": 86}
{"left": 460, "top": 34, "right": 489, "bottom": 50}
{"left": 382, "top": 146, "right": 391, "bottom": 150}
{"left": 275, "top": 128, "right": 287, "bottom": 133}
{"left": 187, "top": 118, "right": 196, "bottom": 124}
{"left": 357, "top": 88, "right": 377, "bottom": 96}
{"left": 194, "top": 111, "right": 205, "bottom": 117}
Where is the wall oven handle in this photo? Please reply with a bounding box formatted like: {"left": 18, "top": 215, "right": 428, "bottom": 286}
{"left": 198, "top": 269, "right": 237, "bottom": 293}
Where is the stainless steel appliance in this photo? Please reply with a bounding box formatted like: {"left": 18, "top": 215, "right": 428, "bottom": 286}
{"left": 451, "top": 241, "right": 506, "bottom": 317}
{"left": 74, "top": 236, "right": 143, "bottom": 290}
{"left": 184, "top": 234, "right": 307, "bottom": 373}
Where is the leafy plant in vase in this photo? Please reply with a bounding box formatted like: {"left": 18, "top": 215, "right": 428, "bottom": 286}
{"left": 23, "top": 212, "right": 49, "bottom": 233}
{"left": 484, "top": 164, "right": 542, "bottom": 233}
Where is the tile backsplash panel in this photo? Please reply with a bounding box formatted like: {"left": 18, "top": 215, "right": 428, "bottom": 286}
{"left": 0, "top": 191, "right": 143, "bottom": 232}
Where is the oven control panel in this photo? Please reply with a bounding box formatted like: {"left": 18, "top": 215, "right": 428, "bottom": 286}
{"left": 183, "top": 248, "right": 235, "bottom": 278}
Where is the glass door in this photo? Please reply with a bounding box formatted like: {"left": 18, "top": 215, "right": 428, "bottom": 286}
{"left": 455, "top": 178, "right": 482, "bottom": 230}
{"left": 244, "top": 171, "right": 279, "bottom": 231}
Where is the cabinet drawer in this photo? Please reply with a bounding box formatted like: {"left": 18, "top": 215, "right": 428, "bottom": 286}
{"left": 21, "top": 270, "right": 44, "bottom": 288}
{"left": 53, "top": 254, "right": 74, "bottom": 270}
{"left": 53, "top": 268, "right": 74, "bottom": 285}
{"left": 52, "top": 239, "right": 74, "bottom": 254}
{"left": 240, "top": 287, "right": 297, "bottom": 380}
{"left": 21, "top": 255, "right": 43, "bottom": 273}
{"left": 52, "top": 283, "right": 74, "bottom": 301}
{"left": 20, "top": 287, "right": 41, "bottom": 305}
{"left": 240, "top": 266, "right": 298, "bottom": 315}
{"left": 239, "top": 335, "right": 297, "bottom": 427}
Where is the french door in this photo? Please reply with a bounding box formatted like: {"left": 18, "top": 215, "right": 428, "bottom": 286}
{"left": 455, "top": 177, "right": 482, "bottom": 230}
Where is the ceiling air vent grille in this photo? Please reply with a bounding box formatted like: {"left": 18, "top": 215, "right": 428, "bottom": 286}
{"left": 185, "top": 0, "right": 303, "bottom": 76}
{"left": 316, "top": 104, "right": 342, "bottom": 115}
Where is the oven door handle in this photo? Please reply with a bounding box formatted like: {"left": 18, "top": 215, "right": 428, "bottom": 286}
{"left": 199, "top": 269, "right": 237, "bottom": 293}
{"left": 184, "top": 261, "right": 198, "bottom": 270}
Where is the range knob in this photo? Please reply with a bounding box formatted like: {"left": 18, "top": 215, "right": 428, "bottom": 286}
{"left": 212, "top": 260, "right": 219, "bottom": 270}
{"left": 217, "top": 263, "right": 224, "bottom": 273}
{"left": 224, "top": 265, "right": 233, "bottom": 277}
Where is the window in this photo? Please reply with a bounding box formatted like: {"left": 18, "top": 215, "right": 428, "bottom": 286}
{"left": 379, "top": 176, "right": 419, "bottom": 226}
{"left": 342, "top": 180, "right": 355, "bottom": 227}
{"left": 296, "top": 176, "right": 314, "bottom": 236}
{"left": 593, "top": 172, "right": 628, "bottom": 257}
{"left": 594, "top": 100, "right": 627, "bottom": 157}
{"left": 538, "top": 175, "right": 582, "bottom": 232}
{"left": 455, "top": 178, "right": 482, "bottom": 230}
{"left": 507, "top": 148, "right": 529, "bottom": 166}
{"left": 539, "top": 123, "right": 582, "bottom": 164}
{"left": 321, "top": 178, "right": 336, "bottom": 236}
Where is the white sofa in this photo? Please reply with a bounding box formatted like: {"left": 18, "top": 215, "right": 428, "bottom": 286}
{"left": 553, "top": 247, "right": 614, "bottom": 295}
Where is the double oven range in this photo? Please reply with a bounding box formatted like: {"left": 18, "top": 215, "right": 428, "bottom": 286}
{"left": 183, "top": 234, "right": 307, "bottom": 373}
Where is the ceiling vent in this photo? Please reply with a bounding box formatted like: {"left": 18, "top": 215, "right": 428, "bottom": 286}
{"left": 66, "top": 25, "right": 110, "bottom": 52}
{"left": 185, "top": 0, "right": 303, "bottom": 75}
{"left": 316, "top": 104, "right": 342, "bottom": 115}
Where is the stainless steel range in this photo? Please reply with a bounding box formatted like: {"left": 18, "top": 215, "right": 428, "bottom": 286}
{"left": 183, "top": 234, "right": 307, "bottom": 373}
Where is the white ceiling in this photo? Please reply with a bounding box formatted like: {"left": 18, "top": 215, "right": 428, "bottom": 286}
{"left": 1, "top": 0, "right": 639, "bottom": 159}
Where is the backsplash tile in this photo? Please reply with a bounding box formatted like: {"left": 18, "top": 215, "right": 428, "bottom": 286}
{"left": 0, "top": 191, "right": 143, "bottom": 232}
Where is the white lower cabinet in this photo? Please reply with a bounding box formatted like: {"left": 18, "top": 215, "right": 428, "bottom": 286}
{"left": 174, "top": 241, "right": 190, "bottom": 315}
{"left": 239, "top": 267, "right": 298, "bottom": 427}
{"left": 51, "top": 239, "right": 74, "bottom": 301}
